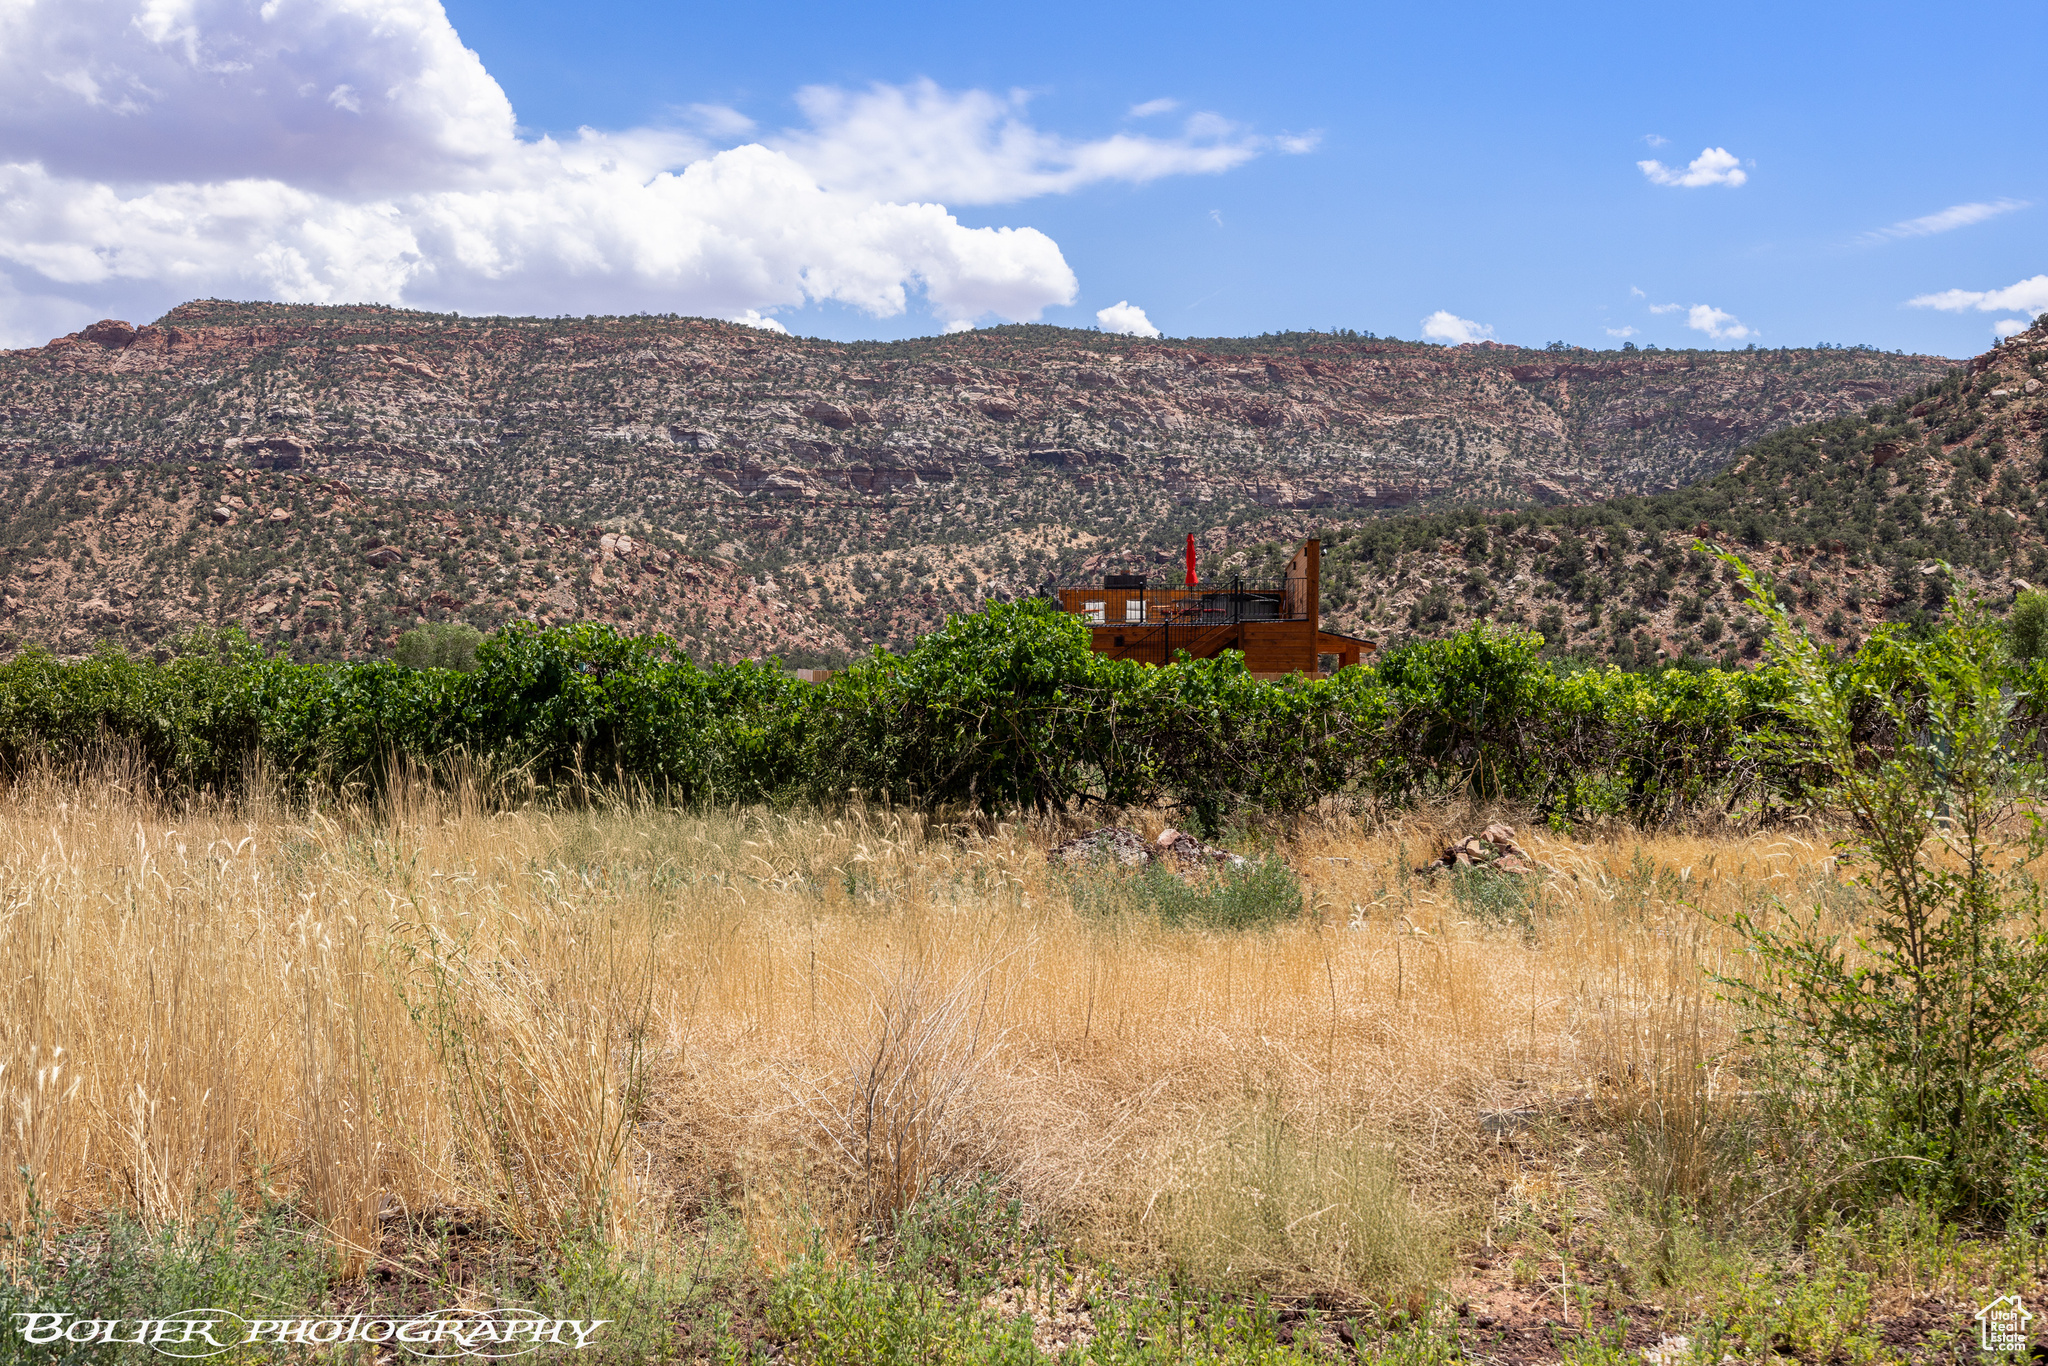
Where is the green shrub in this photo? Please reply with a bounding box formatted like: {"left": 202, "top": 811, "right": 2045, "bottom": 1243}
{"left": 0, "top": 607, "right": 1813, "bottom": 825}
{"left": 391, "top": 619, "right": 484, "bottom": 671}
{"left": 2009, "top": 589, "right": 2048, "bottom": 662}
{"left": 1715, "top": 554, "right": 2048, "bottom": 1220}
{"left": 1067, "top": 855, "right": 1304, "bottom": 932}
{"left": 0, "top": 1191, "right": 330, "bottom": 1366}
{"left": 767, "top": 1254, "right": 1037, "bottom": 1366}
{"left": 1450, "top": 864, "right": 1536, "bottom": 933}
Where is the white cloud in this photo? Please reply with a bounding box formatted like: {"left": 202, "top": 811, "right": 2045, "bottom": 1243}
{"left": 0, "top": 139, "right": 1082, "bottom": 336}
{"left": 1421, "top": 310, "right": 1491, "bottom": 344}
{"left": 729, "top": 309, "right": 788, "bottom": 333}
{"left": 1128, "top": 97, "right": 1178, "bottom": 118}
{"left": 1637, "top": 146, "right": 1746, "bottom": 189}
{"left": 1095, "top": 300, "right": 1160, "bottom": 337}
{"left": 774, "top": 80, "right": 1272, "bottom": 205}
{"left": 682, "top": 103, "right": 756, "bottom": 138}
{"left": 1629, "top": 285, "right": 1646, "bottom": 298}
{"left": 0, "top": 2, "right": 1285, "bottom": 345}
{"left": 1648, "top": 302, "right": 1681, "bottom": 314}
{"left": 0, "top": 0, "right": 516, "bottom": 194}
{"left": 1605, "top": 325, "right": 1637, "bottom": 337}
{"left": 1685, "top": 304, "right": 1750, "bottom": 340}
{"left": 1642, "top": 134, "right": 1668, "bottom": 148}
{"left": 1993, "top": 318, "right": 2029, "bottom": 339}
{"left": 1275, "top": 132, "right": 1321, "bottom": 154}
{"left": 1907, "top": 274, "right": 2048, "bottom": 317}
{"left": 1860, "top": 197, "right": 2027, "bottom": 243}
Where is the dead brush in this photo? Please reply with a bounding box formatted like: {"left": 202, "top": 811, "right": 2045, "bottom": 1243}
{"left": 1140, "top": 1087, "right": 1445, "bottom": 1300}
{"left": 802, "top": 954, "right": 1010, "bottom": 1224}
{"left": 1601, "top": 989, "right": 1731, "bottom": 1210}
{"left": 0, "top": 773, "right": 1889, "bottom": 1302}
{"left": 392, "top": 912, "right": 659, "bottom": 1246}
{"left": 1544, "top": 837, "right": 1749, "bottom": 1215}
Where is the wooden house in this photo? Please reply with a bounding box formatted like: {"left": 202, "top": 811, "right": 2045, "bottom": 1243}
{"left": 1056, "top": 538, "right": 1375, "bottom": 678}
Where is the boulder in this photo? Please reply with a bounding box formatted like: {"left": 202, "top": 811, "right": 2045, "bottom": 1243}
{"left": 364, "top": 545, "right": 404, "bottom": 568}
{"left": 802, "top": 400, "right": 856, "bottom": 430}
{"left": 267, "top": 507, "right": 291, "bottom": 524}
{"left": 210, "top": 506, "right": 233, "bottom": 525}
{"left": 80, "top": 319, "right": 137, "bottom": 349}
{"left": 247, "top": 435, "right": 312, "bottom": 469}
{"left": 1154, "top": 827, "right": 1248, "bottom": 868}
{"left": 1048, "top": 826, "right": 1152, "bottom": 869}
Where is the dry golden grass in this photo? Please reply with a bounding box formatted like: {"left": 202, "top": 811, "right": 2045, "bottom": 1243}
{"left": 0, "top": 773, "right": 1848, "bottom": 1296}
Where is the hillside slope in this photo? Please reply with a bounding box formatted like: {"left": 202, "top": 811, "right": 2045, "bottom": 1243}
{"left": 0, "top": 300, "right": 1950, "bottom": 661}
{"left": 1302, "top": 317, "right": 2047, "bottom": 669}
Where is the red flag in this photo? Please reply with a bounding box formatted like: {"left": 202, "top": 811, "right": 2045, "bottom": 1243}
{"left": 1184, "top": 532, "right": 1198, "bottom": 587}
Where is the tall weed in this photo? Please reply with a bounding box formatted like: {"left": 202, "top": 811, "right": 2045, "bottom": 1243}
{"left": 1715, "top": 554, "right": 2048, "bottom": 1219}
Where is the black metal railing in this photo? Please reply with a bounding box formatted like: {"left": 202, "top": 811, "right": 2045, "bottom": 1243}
{"left": 1062, "top": 575, "right": 1311, "bottom": 626}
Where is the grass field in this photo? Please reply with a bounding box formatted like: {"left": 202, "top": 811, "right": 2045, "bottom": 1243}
{"left": 1, "top": 773, "right": 2041, "bottom": 1362}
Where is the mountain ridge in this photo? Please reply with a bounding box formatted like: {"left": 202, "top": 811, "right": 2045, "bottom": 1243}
{"left": 0, "top": 299, "right": 1955, "bottom": 662}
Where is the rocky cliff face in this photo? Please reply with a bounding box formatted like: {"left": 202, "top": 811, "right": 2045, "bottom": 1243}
{"left": 0, "top": 298, "right": 1953, "bottom": 662}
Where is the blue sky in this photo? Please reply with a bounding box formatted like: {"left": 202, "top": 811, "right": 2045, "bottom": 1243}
{"left": 1, "top": 0, "right": 2041, "bottom": 355}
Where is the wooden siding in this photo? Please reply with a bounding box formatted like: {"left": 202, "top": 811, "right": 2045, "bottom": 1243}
{"left": 1086, "top": 620, "right": 1320, "bottom": 674}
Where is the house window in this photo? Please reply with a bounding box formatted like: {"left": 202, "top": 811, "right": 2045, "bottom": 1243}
{"left": 1125, "top": 599, "right": 1145, "bottom": 622}
{"left": 1082, "top": 600, "right": 1105, "bottom": 624}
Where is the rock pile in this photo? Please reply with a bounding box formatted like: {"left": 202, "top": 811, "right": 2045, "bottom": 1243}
{"left": 1151, "top": 827, "right": 1248, "bottom": 868}
{"left": 1047, "top": 825, "right": 1247, "bottom": 870}
{"left": 1418, "top": 823, "right": 1544, "bottom": 876}
{"left": 1048, "top": 826, "right": 1153, "bottom": 868}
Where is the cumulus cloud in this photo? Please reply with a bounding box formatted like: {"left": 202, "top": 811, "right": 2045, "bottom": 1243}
{"left": 1907, "top": 274, "right": 2048, "bottom": 317}
{"left": 0, "top": 1, "right": 1286, "bottom": 345}
{"left": 1993, "top": 318, "right": 2030, "bottom": 339}
{"left": 1605, "top": 325, "right": 1637, "bottom": 337}
{"left": 0, "top": 0, "right": 515, "bottom": 194}
{"left": 1647, "top": 302, "right": 1681, "bottom": 314}
{"left": 1860, "top": 198, "right": 2027, "bottom": 243}
{"left": 1129, "top": 97, "right": 1178, "bottom": 118}
{"left": 1421, "top": 310, "right": 1491, "bottom": 344}
{"left": 1641, "top": 134, "right": 1668, "bottom": 148}
{"left": 0, "top": 137, "right": 1081, "bottom": 336}
{"left": 1685, "top": 304, "right": 1750, "bottom": 340}
{"left": 1637, "top": 147, "right": 1746, "bottom": 188}
{"left": 1095, "top": 300, "right": 1160, "bottom": 337}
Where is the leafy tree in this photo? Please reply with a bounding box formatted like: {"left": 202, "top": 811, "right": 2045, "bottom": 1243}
{"left": 2009, "top": 590, "right": 2048, "bottom": 663}
{"left": 392, "top": 621, "right": 484, "bottom": 672}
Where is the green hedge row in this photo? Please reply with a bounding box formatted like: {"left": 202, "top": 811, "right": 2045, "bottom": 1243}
{"left": 0, "top": 601, "right": 1883, "bottom": 825}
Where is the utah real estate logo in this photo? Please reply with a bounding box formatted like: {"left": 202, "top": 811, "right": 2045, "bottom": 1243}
{"left": 1977, "top": 1295, "right": 2033, "bottom": 1354}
